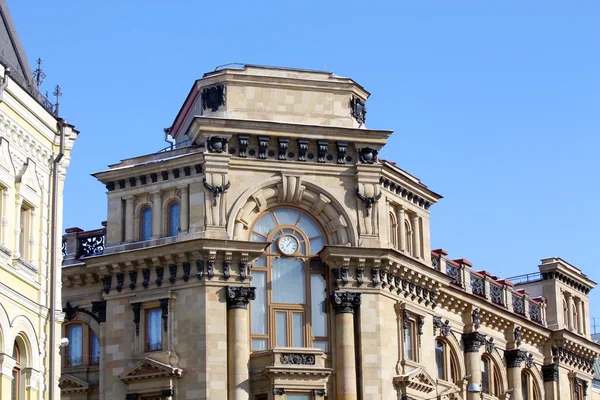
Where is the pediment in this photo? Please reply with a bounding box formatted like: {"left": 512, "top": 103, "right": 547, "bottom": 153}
{"left": 16, "top": 158, "right": 41, "bottom": 195}
{"left": 59, "top": 374, "right": 90, "bottom": 393}
{"left": 119, "top": 358, "right": 183, "bottom": 383}
{"left": 0, "top": 138, "right": 15, "bottom": 176}
{"left": 393, "top": 368, "right": 436, "bottom": 394}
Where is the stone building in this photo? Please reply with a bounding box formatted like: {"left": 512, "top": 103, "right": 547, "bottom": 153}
{"left": 0, "top": 0, "right": 79, "bottom": 399}
{"left": 61, "top": 64, "right": 600, "bottom": 400}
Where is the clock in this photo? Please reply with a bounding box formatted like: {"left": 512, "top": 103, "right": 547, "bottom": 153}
{"left": 277, "top": 235, "right": 299, "bottom": 255}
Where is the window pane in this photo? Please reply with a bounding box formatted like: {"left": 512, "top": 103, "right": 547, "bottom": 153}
{"left": 286, "top": 395, "right": 310, "bottom": 400}
{"left": 313, "top": 341, "right": 328, "bottom": 352}
{"left": 250, "top": 233, "right": 266, "bottom": 242}
{"left": 67, "top": 325, "right": 83, "bottom": 366}
{"left": 276, "top": 312, "right": 287, "bottom": 347}
{"left": 168, "top": 202, "right": 180, "bottom": 237}
{"left": 309, "top": 237, "right": 325, "bottom": 254}
{"left": 252, "top": 339, "right": 267, "bottom": 351}
{"left": 481, "top": 359, "right": 489, "bottom": 394}
{"left": 435, "top": 340, "right": 444, "bottom": 380}
{"left": 141, "top": 208, "right": 152, "bottom": 241}
{"left": 251, "top": 272, "right": 267, "bottom": 334}
{"left": 90, "top": 331, "right": 100, "bottom": 364}
{"left": 147, "top": 309, "right": 162, "bottom": 351}
{"left": 310, "top": 274, "right": 327, "bottom": 337}
{"left": 521, "top": 373, "right": 528, "bottom": 400}
{"left": 273, "top": 208, "right": 300, "bottom": 226}
{"left": 272, "top": 258, "right": 305, "bottom": 304}
{"left": 405, "top": 324, "right": 414, "bottom": 360}
{"left": 253, "top": 212, "right": 277, "bottom": 236}
{"left": 292, "top": 313, "right": 304, "bottom": 347}
{"left": 254, "top": 257, "right": 266, "bottom": 267}
{"left": 298, "top": 214, "right": 321, "bottom": 238}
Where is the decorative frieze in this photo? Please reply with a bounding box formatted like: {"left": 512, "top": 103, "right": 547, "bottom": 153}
{"left": 280, "top": 353, "right": 316, "bottom": 365}
{"left": 226, "top": 286, "right": 256, "bottom": 309}
{"left": 461, "top": 332, "right": 487, "bottom": 353}
{"left": 330, "top": 291, "right": 361, "bottom": 314}
{"left": 552, "top": 346, "right": 595, "bottom": 373}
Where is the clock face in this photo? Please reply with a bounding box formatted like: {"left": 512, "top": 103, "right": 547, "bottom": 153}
{"left": 277, "top": 235, "right": 299, "bottom": 255}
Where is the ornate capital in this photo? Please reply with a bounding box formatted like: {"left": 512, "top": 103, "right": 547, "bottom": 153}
{"left": 226, "top": 286, "right": 256, "bottom": 309}
{"left": 330, "top": 291, "right": 361, "bottom": 314}
{"left": 462, "top": 332, "right": 487, "bottom": 353}
{"left": 541, "top": 364, "right": 558, "bottom": 382}
{"left": 504, "top": 349, "right": 528, "bottom": 368}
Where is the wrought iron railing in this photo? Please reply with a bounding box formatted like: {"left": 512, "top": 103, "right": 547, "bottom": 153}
{"left": 506, "top": 272, "right": 542, "bottom": 285}
{"left": 62, "top": 225, "right": 106, "bottom": 263}
{"left": 470, "top": 273, "right": 485, "bottom": 296}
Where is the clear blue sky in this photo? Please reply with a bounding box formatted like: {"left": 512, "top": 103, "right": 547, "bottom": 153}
{"left": 9, "top": 1, "right": 600, "bottom": 324}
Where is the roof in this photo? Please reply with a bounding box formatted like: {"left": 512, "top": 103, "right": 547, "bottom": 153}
{"left": 0, "top": 0, "right": 33, "bottom": 85}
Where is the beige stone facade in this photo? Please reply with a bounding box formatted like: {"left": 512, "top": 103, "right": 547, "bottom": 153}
{"left": 61, "top": 64, "right": 599, "bottom": 400}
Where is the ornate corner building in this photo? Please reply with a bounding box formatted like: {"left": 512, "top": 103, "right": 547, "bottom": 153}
{"left": 0, "top": 1, "right": 79, "bottom": 399}
{"left": 61, "top": 64, "right": 600, "bottom": 400}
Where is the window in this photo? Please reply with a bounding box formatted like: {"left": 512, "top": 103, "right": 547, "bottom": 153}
{"left": 481, "top": 357, "right": 502, "bottom": 396}
{"left": 167, "top": 201, "right": 180, "bottom": 237}
{"left": 249, "top": 208, "right": 327, "bottom": 351}
{"left": 287, "top": 395, "right": 310, "bottom": 400}
{"left": 404, "top": 220, "right": 412, "bottom": 255}
{"left": 146, "top": 308, "right": 162, "bottom": 351}
{"left": 140, "top": 206, "right": 152, "bottom": 241}
{"left": 19, "top": 205, "right": 31, "bottom": 258}
{"left": 12, "top": 342, "right": 21, "bottom": 400}
{"left": 435, "top": 339, "right": 458, "bottom": 383}
{"left": 521, "top": 371, "right": 540, "bottom": 400}
{"left": 563, "top": 299, "right": 569, "bottom": 328}
{"left": 389, "top": 212, "right": 397, "bottom": 247}
{"left": 90, "top": 331, "right": 100, "bottom": 365}
{"left": 66, "top": 324, "right": 83, "bottom": 366}
{"left": 405, "top": 320, "right": 416, "bottom": 361}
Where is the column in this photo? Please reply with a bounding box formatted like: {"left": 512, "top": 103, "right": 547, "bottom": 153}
{"left": 411, "top": 214, "right": 421, "bottom": 259}
{"left": 541, "top": 364, "right": 558, "bottom": 400}
{"left": 124, "top": 196, "right": 135, "bottom": 242}
{"left": 461, "top": 332, "right": 486, "bottom": 400}
{"left": 1, "top": 189, "right": 9, "bottom": 247}
{"left": 179, "top": 186, "right": 189, "bottom": 233}
{"left": 226, "top": 286, "right": 256, "bottom": 400}
{"left": 0, "top": 354, "right": 17, "bottom": 400}
{"left": 567, "top": 294, "right": 575, "bottom": 331}
{"left": 396, "top": 206, "right": 406, "bottom": 252}
{"left": 575, "top": 298, "right": 584, "bottom": 335}
{"left": 505, "top": 350, "right": 526, "bottom": 400}
{"left": 151, "top": 191, "right": 162, "bottom": 238}
{"left": 331, "top": 291, "right": 361, "bottom": 400}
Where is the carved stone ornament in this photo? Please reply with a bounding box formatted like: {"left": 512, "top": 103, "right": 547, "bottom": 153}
{"left": 160, "top": 298, "right": 169, "bottom": 332}
{"left": 514, "top": 326, "right": 522, "bottom": 347}
{"left": 240, "top": 262, "right": 248, "bottom": 282}
{"left": 258, "top": 136, "right": 269, "bottom": 159}
{"left": 372, "top": 268, "right": 380, "bottom": 286}
{"left": 169, "top": 264, "right": 177, "bottom": 284}
{"left": 238, "top": 135, "right": 249, "bottom": 158}
{"left": 182, "top": 262, "right": 191, "bottom": 282}
{"left": 226, "top": 286, "right": 256, "bottom": 309}
{"left": 155, "top": 266, "right": 164, "bottom": 287}
{"left": 273, "top": 388, "right": 285, "bottom": 396}
{"left": 223, "top": 260, "right": 231, "bottom": 280}
{"left": 356, "top": 188, "right": 382, "bottom": 217}
{"left": 330, "top": 291, "right": 361, "bottom": 314}
{"left": 207, "top": 136, "right": 228, "bottom": 153}
{"left": 207, "top": 259, "right": 215, "bottom": 279}
{"left": 102, "top": 275, "right": 112, "bottom": 294}
{"left": 314, "top": 389, "right": 326, "bottom": 397}
{"left": 317, "top": 140, "right": 328, "bottom": 163}
{"left": 201, "top": 84, "right": 225, "bottom": 112}
{"left": 196, "top": 260, "right": 205, "bottom": 279}
{"left": 298, "top": 139, "right": 309, "bottom": 161}
{"left": 350, "top": 96, "right": 367, "bottom": 123}
{"left": 504, "top": 349, "right": 528, "bottom": 368}
{"left": 485, "top": 337, "right": 495, "bottom": 354}
{"left": 356, "top": 267, "right": 364, "bottom": 286}
{"left": 203, "top": 178, "right": 231, "bottom": 206}
{"left": 417, "top": 315, "right": 425, "bottom": 336}
{"left": 280, "top": 353, "right": 316, "bottom": 365}
{"left": 116, "top": 273, "right": 124, "bottom": 292}
{"left": 358, "top": 147, "right": 378, "bottom": 164}
{"left": 132, "top": 303, "right": 141, "bottom": 336}
{"left": 64, "top": 302, "right": 78, "bottom": 321}
{"left": 433, "top": 316, "right": 451, "bottom": 337}
{"left": 403, "top": 309, "right": 410, "bottom": 330}
{"left": 142, "top": 269, "right": 150, "bottom": 288}
{"left": 472, "top": 308, "right": 480, "bottom": 330}
{"left": 541, "top": 364, "right": 558, "bottom": 382}
{"left": 336, "top": 141, "right": 348, "bottom": 164}
{"left": 278, "top": 137, "right": 289, "bottom": 160}
{"left": 462, "top": 331, "right": 487, "bottom": 353}
{"left": 525, "top": 353, "right": 534, "bottom": 368}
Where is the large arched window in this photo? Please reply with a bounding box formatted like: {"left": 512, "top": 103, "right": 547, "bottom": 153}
{"left": 140, "top": 206, "right": 152, "bottom": 241}
{"left": 435, "top": 339, "right": 459, "bottom": 383}
{"left": 481, "top": 356, "right": 502, "bottom": 396}
{"left": 521, "top": 371, "right": 540, "bottom": 400}
{"left": 167, "top": 201, "right": 180, "bottom": 237}
{"left": 65, "top": 323, "right": 100, "bottom": 367}
{"left": 250, "top": 208, "right": 327, "bottom": 352}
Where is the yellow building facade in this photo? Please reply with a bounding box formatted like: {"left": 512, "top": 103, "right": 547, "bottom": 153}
{"left": 0, "top": 1, "right": 78, "bottom": 399}
{"left": 60, "top": 64, "right": 599, "bottom": 400}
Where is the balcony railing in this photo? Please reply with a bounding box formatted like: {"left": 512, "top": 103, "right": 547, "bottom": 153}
{"left": 506, "top": 272, "right": 543, "bottom": 285}
{"left": 432, "top": 251, "right": 547, "bottom": 326}
{"left": 62, "top": 223, "right": 106, "bottom": 265}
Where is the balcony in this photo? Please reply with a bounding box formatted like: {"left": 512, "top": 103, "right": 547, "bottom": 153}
{"left": 62, "top": 224, "right": 106, "bottom": 265}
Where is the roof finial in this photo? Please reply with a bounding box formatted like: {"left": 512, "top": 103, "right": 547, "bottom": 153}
{"left": 33, "top": 58, "right": 46, "bottom": 88}
{"left": 53, "top": 84, "right": 62, "bottom": 116}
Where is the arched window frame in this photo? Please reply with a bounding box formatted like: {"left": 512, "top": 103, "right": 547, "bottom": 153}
{"left": 388, "top": 211, "right": 398, "bottom": 248}
{"left": 521, "top": 370, "right": 540, "bottom": 400}
{"left": 166, "top": 200, "right": 181, "bottom": 237}
{"left": 563, "top": 298, "right": 569, "bottom": 328}
{"left": 63, "top": 321, "right": 100, "bottom": 368}
{"left": 138, "top": 205, "right": 153, "bottom": 241}
{"left": 481, "top": 355, "right": 503, "bottom": 396}
{"left": 404, "top": 219, "right": 413, "bottom": 256}
{"left": 249, "top": 207, "right": 328, "bottom": 352}
{"left": 435, "top": 338, "right": 459, "bottom": 383}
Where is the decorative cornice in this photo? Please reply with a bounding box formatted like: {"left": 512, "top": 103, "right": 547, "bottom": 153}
{"left": 380, "top": 176, "right": 433, "bottom": 210}
{"left": 330, "top": 291, "right": 361, "bottom": 314}
{"left": 462, "top": 332, "right": 487, "bottom": 353}
{"left": 226, "top": 286, "right": 256, "bottom": 309}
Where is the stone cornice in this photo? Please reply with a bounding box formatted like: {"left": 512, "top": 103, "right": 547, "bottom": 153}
{"left": 380, "top": 164, "right": 442, "bottom": 205}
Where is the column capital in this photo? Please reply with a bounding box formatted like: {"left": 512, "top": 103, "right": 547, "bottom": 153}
{"left": 330, "top": 291, "right": 361, "bottom": 314}
{"left": 504, "top": 349, "right": 528, "bottom": 368}
{"left": 123, "top": 195, "right": 135, "bottom": 202}
{"left": 226, "top": 286, "right": 256, "bottom": 309}
{"left": 541, "top": 364, "right": 558, "bottom": 382}
{"left": 461, "top": 332, "right": 487, "bottom": 353}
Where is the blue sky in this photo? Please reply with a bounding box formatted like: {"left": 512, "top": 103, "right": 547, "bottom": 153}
{"left": 9, "top": 1, "right": 600, "bottom": 323}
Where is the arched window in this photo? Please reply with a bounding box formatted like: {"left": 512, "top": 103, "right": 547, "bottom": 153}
{"left": 521, "top": 371, "right": 540, "bottom": 400}
{"left": 404, "top": 219, "right": 413, "bottom": 255}
{"left": 389, "top": 212, "right": 397, "bottom": 248}
{"left": 249, "top": 208, "right": 327, "bottom": 351}
{"left": 167, "top": 201, "right": 180, "bottom": 237}
{"left": 435, "top": 339, "right": 458, "bottom": 383}
{"left": 140, "top": 206, "right": 152, "bottom": 241}
{"left": 482, "top": 356, "right": 502, "bottom": 396}
{"left": 563, "top": 299, "right": 569, "bottom": 328}
{"left": 12, "top": 342, "right": 22, "bottom": 399}
{"left": 65, "top": 323, "right": 100, "bottom": 367}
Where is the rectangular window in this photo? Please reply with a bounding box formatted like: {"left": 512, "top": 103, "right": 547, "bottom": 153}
{"left": 19, "top": 206, "right": 30, "bottom": 257}
{"left": 292, "top": 313, "right": 304, "bottom": 348}
{"left": 287, "top": 395, "right": 310, "bottom": 400}
{"left": 435, "top": 340, "right": 445, "bottom": 380}
{"left": 67, "top": 324, "right": 83, "bottom": 366}
{"left": 276, "top": 311, "right": 287, "bottom": 347}
{"left": 481, "top": 359, "right": 489, "bottom": 394}
{"left": 90, "top": 331, "right": 100, "bottom": 365}
{"left": 146, "top": 309, "right": 162, "bottom": 351}
{"left": 405, "top": 321, "right": 415, "bottom": 361}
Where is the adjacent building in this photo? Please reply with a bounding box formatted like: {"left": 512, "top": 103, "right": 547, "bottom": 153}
{"left": 61, "top": 64, "right": 600, "bottom": 400}
{"left": 0, "top": 0, "right": 79, "bottom": 399}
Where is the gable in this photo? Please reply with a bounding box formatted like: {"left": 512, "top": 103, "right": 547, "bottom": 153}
{"left": 0, "top": 137, "right": 14, "bottom": 177}
{"left": 16, "top": 158, "right": 41, "bottom": 198}
{"left": 409, "top": 370, "right": 436, "bottom": 394}
{"left": 59, "top": 374, "right": 90, "bottom": 394}
{"left": 119, "top": 357, "right": 183, "bottom": 383}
